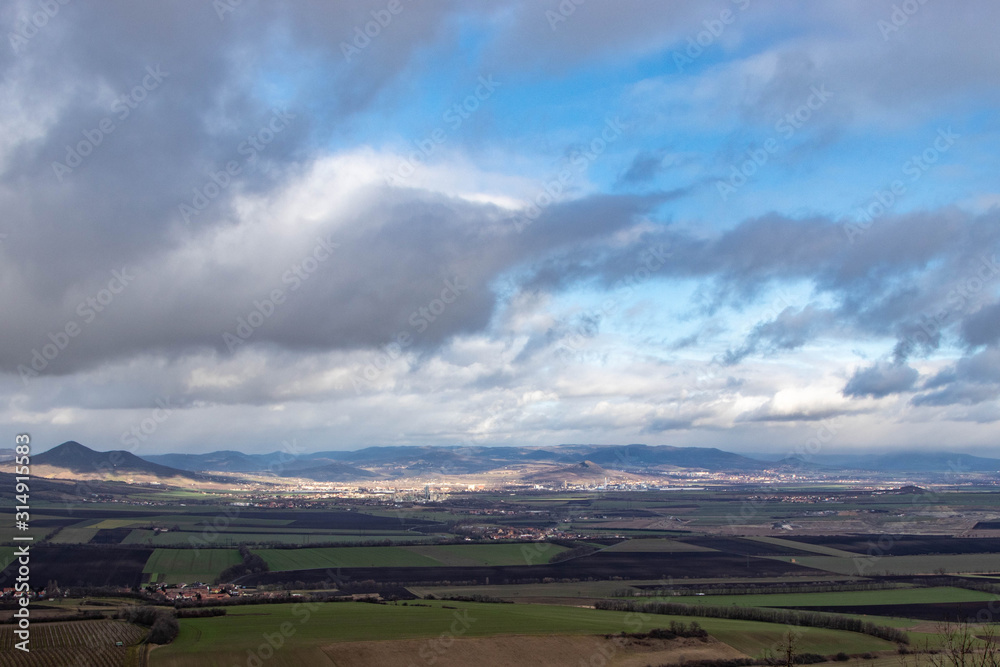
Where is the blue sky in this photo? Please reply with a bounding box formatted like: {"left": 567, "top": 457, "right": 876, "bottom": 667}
{"left": 1, "top": 0, "right": 998, "bottom": 456}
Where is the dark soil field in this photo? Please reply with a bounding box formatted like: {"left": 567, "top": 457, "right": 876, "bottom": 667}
{"left": 14, "top": 507, "right": 442, "bottom": 532}
{"left": 206, "top": 509, "right": 441, "bottom": 531}
{"left": 241, "top": 550, "right": 826, "bottom": 586}
{"left": 0, "top": 546, "right": 152, "bottom": 588}
{"left": 682, "top": 537, "right": 819, "bottom": 556}
{"left": 90, "top": 527, "right": 134, "bottom": 544}
{"left": 783, "top": 535, "right": 1000, "bottom": 556}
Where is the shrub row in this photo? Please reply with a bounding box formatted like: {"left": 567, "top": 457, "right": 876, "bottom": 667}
{"left": 594, "top": 600, "right": 909, "bottom": 644}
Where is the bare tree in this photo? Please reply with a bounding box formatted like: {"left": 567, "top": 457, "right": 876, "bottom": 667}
{"left": 927, "top": 622, "right": 1000, "bottom": 667}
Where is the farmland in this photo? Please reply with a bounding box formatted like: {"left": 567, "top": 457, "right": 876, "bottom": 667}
{"left": 0, "top": 620, "right": 146, "bottom": 667}
{"left": 142, "top": 548, "right": 243, "bottom": 584}
{"left": 0, "top": 546, "right": 154, "bottom": 588}
{"left": 255, "top": 543, "right": 570, "bottom": 572}
{"left": 6, "top": 479, "right": 1000, "bottom": 665}
{"left": 149, "top": 599, "right": 898, "bottom": 666}
{"left": 778, "top": 553, "right": 1000, "bottom": 576}
{"left": 631, "top": 586, "right": 997, "bottom": 608}
{"left": 258, "top": 546, "right": 443, "bottom": 570}
{"left": 241, "top": 548, "right": 822, "bottom": 586}
{"left": 602, "top": 538, "right": 716, "bottom": 553}
{"left": 404, "top": 543, "right": 570, "bottom": 566}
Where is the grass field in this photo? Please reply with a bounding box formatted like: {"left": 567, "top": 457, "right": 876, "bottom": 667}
{"left": 409, "top": 579, "right": 660, "bottom": 600}
{"left": 638, "top": 586, "right": 996, "bottom": 608}
{"left": 603, "top": 538, "right": 717, "bottom": 553}
{"left": 150, "top": 600, "right": 896, "bottom": 666}
{"left": 142, "top": 548, "right": 242, "bottom": 584}
{"left": 258, "top": 543, "right": 572, "bottom": 571}
{"left": 143, "top": 531, "right": 436, "bottom": 546}
{"left": 0, "top": 547, "right": 13, "bottom": 570}
{"left": 49, "top": 521, "right": 101, "bottom": 544}
{"left": 780, "top": 553, "right": 1000, "bottom": 576}
{"left": 406, "top": 543, "right": 570, "bottom": 566}
{"left": 259, "top": 546, "right": 444, "bottom": 571}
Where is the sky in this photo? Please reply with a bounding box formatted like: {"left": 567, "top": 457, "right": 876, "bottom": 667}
{"left": 2, "top": 0, "right": 999, "bottom": 457}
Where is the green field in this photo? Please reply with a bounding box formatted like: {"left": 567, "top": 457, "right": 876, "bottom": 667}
{"left": 141, "top": 530, "right": 436, "bottom": 546}
{"left": 407, "top": 543, "right": 570, "bottom": 566}
{"left": 780, "top": 553, "right": 1000, "bottom": 576}
{"left": 259, "top": 546, "right": 444, "bottom": 570}
{"left": 0, "top": 547, "right": 14, "bottom": 570}
{"left": 409, "top": 579, "right": 657, "bottom": 600}
{"left": 151, "top": 600, "right": 896, "bottom": 665}
{"left": 142, "top": 548, "right": 243, "bottom": 584}
{"left": 258, "top": 543, "right": 572, "bottom": 571}
{"left": 603, "top": 538, "right": 717, "bottom": 553}
{"left": 640, "top": 586, "right": 996, "bottom": 608}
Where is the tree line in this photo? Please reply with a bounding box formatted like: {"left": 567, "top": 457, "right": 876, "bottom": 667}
{"left": 594, "top": 599, "right": 910, "bottom": 644}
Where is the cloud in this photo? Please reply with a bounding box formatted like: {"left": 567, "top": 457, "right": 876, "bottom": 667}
{"left": 961, "top": 300, "right": 1000, "bottom": 348}
{"left": 843, "top": 362, "right": 919, "bottom": 399}
{"left": 720, "top": 305, "right": 835, "bottom": 366}
{"left": 3, "top": 1, "right": 999, "bottom": 452}
{"left": 619, "top": 149, "right": 668, "bottom": 185}
{"left": 642, "top": 417, "right": 693, "bottom": 433}
{"left": 911, "top": 346, "right": 1000, "bottom": 407}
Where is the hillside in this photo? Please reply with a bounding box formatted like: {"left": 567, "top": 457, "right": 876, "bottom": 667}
{"left": 523, "top": 460, "right": 642, "bottom": 485}
{"left": 34, "top": 441, "right": 200, "bottom": 481}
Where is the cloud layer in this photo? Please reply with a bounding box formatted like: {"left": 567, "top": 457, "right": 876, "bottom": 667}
{"left": 2, "top": 1, "right": 998, "bottom": 454}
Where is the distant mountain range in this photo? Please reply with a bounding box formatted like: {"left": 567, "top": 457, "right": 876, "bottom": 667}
{"left": 143, "top": 444, "right": 772, "bottom": 478}
{"left": 29, "top": 441, "right": 1000, "bottom": 483}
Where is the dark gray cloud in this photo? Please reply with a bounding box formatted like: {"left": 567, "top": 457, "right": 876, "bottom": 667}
{"left": 0, "top": 186, "right": 659, "bottom": 376}
{"left": 912, "top": 346, "right": 1000, "bottom": 407}
{"left": 843, "top": 362, "right": 919, "bottom": 399}
{"left": 619, "top": 150, "right": 668, "bottom": 185}
{"left": 720, "top": 305, "right": 835, "bottom": 366}
{"left": 961, "top": 301, "right": 1000, "bottom": 348}
{"left": 642, "top": 417, "right": 693, "bottom": 433}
